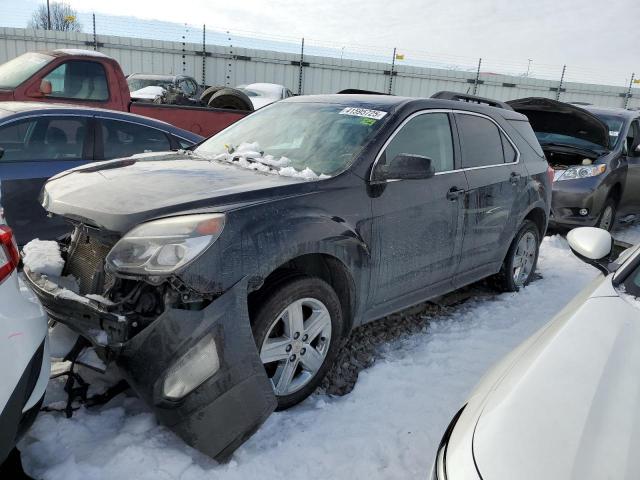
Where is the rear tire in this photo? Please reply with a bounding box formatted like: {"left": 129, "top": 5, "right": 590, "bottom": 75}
{"left": 251, "top": 276, "right": 343, "bottom": 410}
{"left": 199, "top": 86, "right": 225, "bottom": 105}
{"left": 492, "top": 220, "right": 540, "bottom": 292}
{"left": 596, "top": 197, "right": 616, "bottom": 231}
{"left": 208, "top": 88, "right": 254, "bottom": 111}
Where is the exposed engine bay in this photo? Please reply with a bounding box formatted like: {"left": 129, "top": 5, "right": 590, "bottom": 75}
{"left": 544, "top": 148, "right": 598, "bottom": 170}
{"left": 47, "top": 226, "right": 217, "bottom": 346}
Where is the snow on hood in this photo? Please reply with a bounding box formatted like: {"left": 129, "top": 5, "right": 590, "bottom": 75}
{"left": 207, "top": 142, "right": 330, "bottom": 180}
{"left": 130, "top": 85, "right": 165, "bottom": 100}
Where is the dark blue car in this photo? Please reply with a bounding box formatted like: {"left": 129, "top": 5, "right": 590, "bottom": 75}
{"left": 0, "top": 102, "right": 202, "bottom": 244}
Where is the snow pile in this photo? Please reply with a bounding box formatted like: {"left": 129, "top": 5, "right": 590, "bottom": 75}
{"left": 210, "top": 142, "right": 329, "bottom": 180}
{"left": 22, "top": 240, "right": 65, "bottom": 277}
{"left": 20, "top": 225, "right": 640, "bottom": 479}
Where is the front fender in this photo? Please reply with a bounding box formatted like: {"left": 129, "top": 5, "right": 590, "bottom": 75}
{"left": 180, "top": 206, "right": 371, "bottom": 297}
{"left": 116, "top": 277, "right": 277, "bottom": 461}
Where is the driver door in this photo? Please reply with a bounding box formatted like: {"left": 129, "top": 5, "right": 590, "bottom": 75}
{"left": 368, "top": 111, "right": 467, "bottom": 312}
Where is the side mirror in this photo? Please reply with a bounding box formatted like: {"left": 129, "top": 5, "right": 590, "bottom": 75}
{"left": 567, "top": 227, "right": 613, "bottom": 273}
{"left": 374, "top": 153, "right": 435, "bottom": 182}
{"left": 39, "top": 79, "right": 52, "bottom": 95}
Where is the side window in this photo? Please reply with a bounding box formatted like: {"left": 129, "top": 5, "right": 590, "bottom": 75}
{"left": 508, "top": 120, "right": 544, "bottom": 157}
{"left": 456, "top": 114, "right": 504, "bottom": 168}
{"left": 0, "top": 117, "right": 88, "bottom": 161}
{"left": 100, "top": 119, "right": 171, "bottom": 160}
{"left": 43, "top": 61, "right": 109, "bottom": 101}
{"left": 501, "top": 131, "right": 517, "bottom": 163}
{"left": 383, "top": 113, "right": 454, "bottom": 173}
{"left": 180, "top": 79, "right": 196, "bottom": 97}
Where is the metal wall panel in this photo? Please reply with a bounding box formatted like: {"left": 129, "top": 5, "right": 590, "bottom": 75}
{"left": 0, "top": 27, "right": 638, "bottom": 109}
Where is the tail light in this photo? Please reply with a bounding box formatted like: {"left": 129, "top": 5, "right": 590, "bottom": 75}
{"left": 0, "top": 226, "right": 20, "bottom": 283}
{"left": 547, "top": 165, "right": 555, "bottom": 183}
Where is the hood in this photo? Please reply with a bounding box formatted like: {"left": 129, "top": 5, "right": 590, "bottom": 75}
{"left": 130, "top": 85, "right": 165, "bottom": 101}
{"left": 507, "top": 97, "right": 609, "bottom": 149}
{"left": 472, "top": 289, "right": 640, "bottom": 480}
{"left": 249, "top": 96, "right": 278, "bottom": 109}
{"left": 42, "top": 152, "right": 308, "bottom": 234}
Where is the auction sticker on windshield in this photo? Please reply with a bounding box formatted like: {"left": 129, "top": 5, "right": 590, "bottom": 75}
{"left": 339, "top": 107, "right": 387, "bottom": 120}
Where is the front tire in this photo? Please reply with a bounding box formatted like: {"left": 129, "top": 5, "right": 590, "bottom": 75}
{"left": 252, "top": 276, "right": 343, "bottom": 410}
{"left": 493, "top": 220, "right": 540, "bottom": 292}
{"left": 596, "top": 197, "right": 616, "bottom": 231}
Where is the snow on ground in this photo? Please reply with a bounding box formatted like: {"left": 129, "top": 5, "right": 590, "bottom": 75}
{"left": 19, "top": 224, "right": 640, "bottom": 480}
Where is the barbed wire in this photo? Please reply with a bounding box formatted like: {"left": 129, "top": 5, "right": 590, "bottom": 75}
{"left": 0, "top": 8, "right": 637, "bottom": 89}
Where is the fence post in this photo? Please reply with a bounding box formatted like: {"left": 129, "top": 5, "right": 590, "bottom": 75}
{"left": 92, "top": 13, "right": 97, "bottom": 51}
{"left": 473, "top": 57, "right": 482, "bottom": 95}
{"left": 624, "top": 73, "right": 635, "bottom": 109}
{"left": 298, "top": 38, "right": 305, "bottom": 95}
{"left": 181, "top": 24, "right": 187, "bottom": 75}
{"left": 388, "top": 48, "right": 397, "bottom": 95}
{"left": 556, "top": 65, "right": 566, "bottom": 101}
{"left": 226, "top": 30, "right": 233, "bottom": 87}
{"left": 201, "top": 24, "right": 206, "bottom": 87}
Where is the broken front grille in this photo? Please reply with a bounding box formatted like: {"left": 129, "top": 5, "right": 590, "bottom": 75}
{"left": 64, "top": 229, "right": 115, "bottom": 295}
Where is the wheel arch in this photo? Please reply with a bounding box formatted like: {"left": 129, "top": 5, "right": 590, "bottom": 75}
{"left": 248, "top": 253, "right": 357, "bottom": 337}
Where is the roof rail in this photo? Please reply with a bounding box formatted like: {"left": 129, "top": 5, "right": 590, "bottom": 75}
{"left": 337, "top": 89, "right": 389, "bottom": 95}
{"left": 431, "top": 91, "right": 514, "bottom": 111}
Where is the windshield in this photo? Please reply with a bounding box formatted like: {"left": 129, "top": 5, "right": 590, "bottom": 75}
{"left": 128, "top": 78, "right": 174, "bottom": 91}
{"left": 593, "top": 113, "right": 625, "bottom": 148}
{"left": 194, "top": 102, "right": 389, "bottom": 177}
{"left": 0, "top": 52, "right": 52, "bottom": 89}
{"left": 534, "top": 132, "right": 608, "bottom": 153}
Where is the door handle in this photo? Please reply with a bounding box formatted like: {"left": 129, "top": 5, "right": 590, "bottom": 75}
{"left": 446, "top": 186, "right": 465, "bottom": 201}
{"left": 510, "top": 172, "right": 521, "bottom": 185}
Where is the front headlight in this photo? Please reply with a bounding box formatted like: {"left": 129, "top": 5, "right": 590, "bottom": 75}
{"left": 106, "top": 213, "right": 225, "bottom": 275}
{"left": 555, "top": 164, "right": 606, "bottom": 181}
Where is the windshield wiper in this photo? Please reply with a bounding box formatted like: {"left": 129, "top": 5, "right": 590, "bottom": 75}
{"left": 541, "top": 142, "right": 605, "bottom": 155}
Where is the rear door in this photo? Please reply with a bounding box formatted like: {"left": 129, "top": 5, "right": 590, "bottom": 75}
{"left": 0, "top": 115, "right": 94, "bottom": 244}
{"left": 369, "top": 110, "right": 468, "bottom": 308}
{"left": 453, "top": 112, "right": 527, "bottom": 282}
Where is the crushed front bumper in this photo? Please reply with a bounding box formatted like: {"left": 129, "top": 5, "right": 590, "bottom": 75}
{"left": 23, "top": 269, "right": 277, "bottom": 461}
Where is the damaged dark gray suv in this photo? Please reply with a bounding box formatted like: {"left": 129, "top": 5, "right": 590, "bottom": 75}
{"left": 24, "top": 92, "right": 551, "bottom": 461}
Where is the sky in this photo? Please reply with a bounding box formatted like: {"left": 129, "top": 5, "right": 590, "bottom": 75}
{"left": 2, "top": 0, "right": 639, "bottom": 85}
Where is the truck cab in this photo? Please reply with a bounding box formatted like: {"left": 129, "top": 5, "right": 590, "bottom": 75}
{"left": 0, "top": 49, "right": 248, "bottom": 137}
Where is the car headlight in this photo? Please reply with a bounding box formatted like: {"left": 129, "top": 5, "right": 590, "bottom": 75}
{"left": 555, "top": 164, "right": 606, "bottom": 181}
{"left": 106, "top": 213, "right": 225, "bottom": 275}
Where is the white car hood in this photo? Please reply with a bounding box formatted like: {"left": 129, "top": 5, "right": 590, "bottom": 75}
{"left": 249, "top": 96, "right": 278, "bottom": 109}
{"left": 473, "top": 284, "right": 640, "bottom": 480}
{"left": 130, "top": 85, "right": 165, "bottom": 100}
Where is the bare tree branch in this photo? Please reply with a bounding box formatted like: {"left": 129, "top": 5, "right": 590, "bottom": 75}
{"left": 28, "top": 2, "right": 82, "bottom": 32}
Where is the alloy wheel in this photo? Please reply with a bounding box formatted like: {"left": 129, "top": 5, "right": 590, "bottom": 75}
{"left": 512, "top": 231, "right": 537, "bottom": 287}
{"left": 259, "top": 298, "right": 332, "bottom": 396}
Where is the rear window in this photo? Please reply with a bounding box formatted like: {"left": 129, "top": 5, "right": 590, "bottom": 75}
{"left": 508, "top": 120, "right": 544, "bottom": 157}
{"left": 456, "top": 113, "right": 504, "bottom": 168}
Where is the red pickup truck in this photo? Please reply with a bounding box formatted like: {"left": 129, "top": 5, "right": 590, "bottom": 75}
{"left": 0, "top": 49, "right": 249, "bottom": 137}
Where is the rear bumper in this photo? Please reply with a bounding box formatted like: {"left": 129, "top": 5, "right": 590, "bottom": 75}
{"left": 23, "top": 268, "right": 276, "bottom": 461}
{"left": 0, "top": 341, "right": 46, "bottom": 464}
